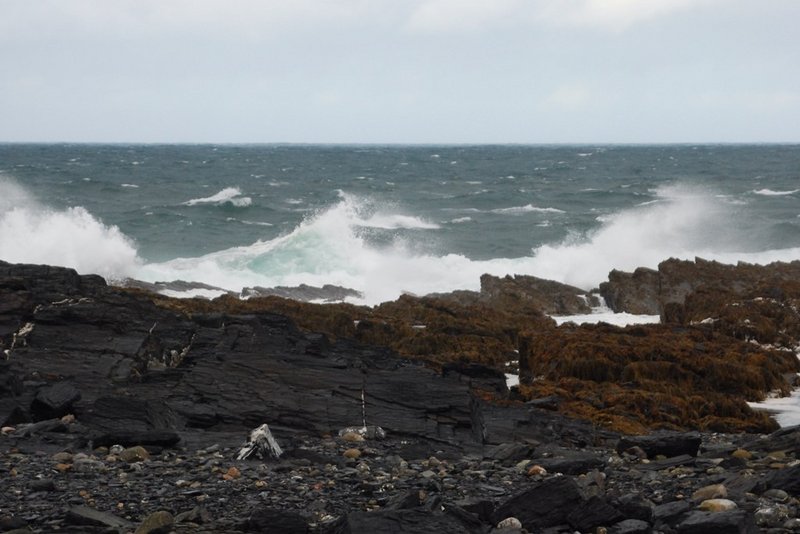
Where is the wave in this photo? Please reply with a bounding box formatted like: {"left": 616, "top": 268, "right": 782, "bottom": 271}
{"left": 4, "top": 179, "right": 799, "bottom": 307}
{"left": 0, "top": 178, "right": 140, "bottom": 280}
{"left": 753, "top": 188, "right": 799, "bottom": 196}
{"left": 491, "top": 204, "right": 565, "bottom": 214}
{"left": 183, "top": 187, "right": 252, "bottom": 207}
{"left": 525, "top": 184, "right": 800, "bottom": 289}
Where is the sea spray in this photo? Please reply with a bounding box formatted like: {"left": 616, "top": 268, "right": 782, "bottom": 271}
{"left": 0, "top": 178, "right": 140, "bottom": 280}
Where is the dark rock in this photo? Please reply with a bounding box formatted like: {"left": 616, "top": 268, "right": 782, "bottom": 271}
{"left": 30, "top": 381, "right": 81, "bottom": 420}
{"left": 242, "top": 508, "right": 309, "bottom": 533}
{"left": 766, "top": 465, "right": 800, "bottom": 495}
{"left": 442, "top": 362, "right": 508, "bottom": 393}
{"left": 343, "top": 509, "right": 483, "bottom": 534}
{"left": 455, "top": 498, "right": 494, "bottom": 523}
{"left": 610, "top": 519, "right": 653, "bottom": 534}
{"left": 484, "top": 442, "right": 533, "bottom": 464}
{"left": 676, "top": 510, "right": 757, "bottom": 534}
{"left": 241, "top": 283, "right": 363, "bottom": 303}
{"left": 536, "top": 451, "right": 605, "bottom": 475}
{"left": 175, "top": 506, "right": 212, "bottom": 524}
{"left": 653, "top": 500, "right": 691, "bottom": 525}
{"left": 134, "top": 511, "right": 173, "bottom": 534}
{"left": 614, "top": 495, "right": 655, "bottom": 523}
{"left": 492, "top": 476, "right": 583, "bottom": 531}
{"left": 617, "top": 432, "right": 702, "bottom": 459}
{"left": 92, "top": 430, "right": 181, "bottom": 448}
{"left": 0, "top": 516, "right": 27, "bottom": 531}
{"left": 29, "top": 478, "right": 56, "bottom": 492}
{"left": 637, "top": 454, "right": 696, "bottom": 471}
{"left": 65, "top": 505, "right": 133, "bottom": 530}
{"left": 566, "top": 495, "right": 623, "bottom": 531}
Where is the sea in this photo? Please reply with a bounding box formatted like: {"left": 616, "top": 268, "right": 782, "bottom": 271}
{"left": 1, "top": 143, "right": 799, "bottom": 307}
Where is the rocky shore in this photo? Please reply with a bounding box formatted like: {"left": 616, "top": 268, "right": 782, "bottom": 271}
{"left": 3, "top": 259, "right": 800, "bottom": 532}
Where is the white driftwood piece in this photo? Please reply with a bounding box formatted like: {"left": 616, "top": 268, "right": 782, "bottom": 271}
{"left": 237, "top": 423, "right": 283, "bottom": 460}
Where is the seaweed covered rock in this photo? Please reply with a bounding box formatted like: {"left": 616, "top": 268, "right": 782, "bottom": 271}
{"left": 517, "top": 322, "right": 799, "bottom": 433}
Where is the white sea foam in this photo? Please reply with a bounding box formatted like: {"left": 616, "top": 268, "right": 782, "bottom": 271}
{"left": 450, "top": 217, "right": 472, "bottom": 224}
{"left": 356, "top": 214, "right": 440, "bottom": 230}
{"left": 0, "top": 178, "right": 140, "bottom": 281}
{"left": 523, "top": 184, "right": 800, "bottom": 290}
{"left": 491, "top": 205, "right": 565, "bottom": 215}
{"left": 121, "top": 183, "right": 139, "bottom": 188}
{"left": 753, "top": 188, "right": 799, "bottom": 196}
{"left": 183, "top": 187, "right": 252, "bottom": 207}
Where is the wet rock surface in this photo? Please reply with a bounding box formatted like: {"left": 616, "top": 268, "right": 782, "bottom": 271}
{"left": 4, "top": 260, "right": 800, "bottom": 532}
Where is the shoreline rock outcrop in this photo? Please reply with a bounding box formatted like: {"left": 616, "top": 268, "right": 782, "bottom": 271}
{"left": 4, "top": 259, "right": 800, "bottom": 532}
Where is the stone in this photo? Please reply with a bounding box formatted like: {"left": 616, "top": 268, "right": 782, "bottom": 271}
{"left": 135, "top": 511, "right": 174, "bottom": 534}
{"left": 526, "top": 465, "right": 547, "bottom": 477}
{"left": 30, "top": 381, "right": 81, "bottom": 420}
{"left": 341, "top": 431, "right": 365, "bottom": 443}
{"left": 609, "top": 519, "right": 652, "bottom": 534}
{"left": 754, "top": 505, "right": 789, "bottom": 527}
{"left": 676, "top": 510, "right": 757, "bottom": 534}
{"left": 566, "top": 495, "right": 624, "bottom": 531}
{"left": 697, "top": 499, "right": 737, "bottom": 512}
{"left": 65, "top": 505, "right": 134, "bottom": 530}
{"left": 731, "top": 448, "right": 752, "bottom": 460}
{"left": 175, "top": 506, "right": 212, "bottom": 525}
{"left": 692, "top": 483, "right": 727, "bottom": 501}
{"left": 345, "top": 509, "right": 483, "bottom": 534}
{"left": 496, "top": 517, "right": 522, "bottom": 529}
{"left": 536, "top": 451, "right": 605, "bottom": 475}
{"left": 343, "top": 448, "right": 361, "bottom": 459}
{"left": 492, "top": 476, "right": 583, "bottom": 531}
{"left": 242, "top": 507, "right": 309, "bottom": 533}
{"left": 617, "top": 432, "right": 702, "bottom": 459}
{"left": 222, "top": 466, "right": 241, "bottom": 480}
{"left": 767, "top": 465, "right": 800, "bottom": 495}
{"left": 119, "top": 446, "right": 149, "bottom": 463}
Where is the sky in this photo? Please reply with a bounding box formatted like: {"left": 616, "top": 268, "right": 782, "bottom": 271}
{"left": 1, "top": 0, "right": 798, "bottom": 144}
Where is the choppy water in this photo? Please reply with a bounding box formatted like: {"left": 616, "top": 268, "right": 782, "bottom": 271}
{"left": 1, "top": 144, "right": 799, "bottom": 304}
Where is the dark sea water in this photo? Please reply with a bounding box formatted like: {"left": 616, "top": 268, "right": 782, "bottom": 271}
{"left": 1, "top": 144, "right": 799, "bottom": 304}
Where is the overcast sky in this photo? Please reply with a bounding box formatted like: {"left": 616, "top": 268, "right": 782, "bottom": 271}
{"left": 1, "top": 0, "right": 798, "bottom": 143}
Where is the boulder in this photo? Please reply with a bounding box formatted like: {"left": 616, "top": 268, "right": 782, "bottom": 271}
{"left": 492, "top": 476, "right": 583, "bottom": 531}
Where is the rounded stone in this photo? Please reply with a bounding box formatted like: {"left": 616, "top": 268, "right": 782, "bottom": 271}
{"left": 692, "top": 483, "right": 727, "bottom": 502}
{"left": 731, "top": 448, "right": 752, "bottom": 460}
{"left": 341, "top": 432, "right": 365, "bottom": 443}
{"left": 698, "top": 498, "right": 738, "bottom": 512}
{"left": 497, "top": 517, "right": 522, "bottom": 529}
{"left": 119, "top": 446, "right": 150, "bottom": 463}
{"left": 343, "top": 448, "right": 361, "bottom": 460}
{"left": 134, "top": 510, "right": 174, "bottom": 534}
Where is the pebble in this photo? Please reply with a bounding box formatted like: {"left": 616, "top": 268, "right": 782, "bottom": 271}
{"left": 497, "top": 517, "right": 523, "bottom": 528}
{"left": 343, "top": 448, "right": 361, "bottom": 460}
{"left": 691, "top": 483, "right": 727, "bottom": 501}
{"left": 698, "top": 498, "right": 738, "bottom": 512}
{"left": 119, "top": 446, "right": 150, "bottom": 463}
{"left": 341, "top": 432, "right": 365, "bottom": 443}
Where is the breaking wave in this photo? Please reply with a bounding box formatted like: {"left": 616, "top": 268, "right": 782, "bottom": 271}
{"left": 0, "top": 178, "right": 140, "bottom": 280}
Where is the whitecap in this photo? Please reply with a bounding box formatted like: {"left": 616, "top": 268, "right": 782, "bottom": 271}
{"left": 121, "top": 183, "right": 139, "bottom": 188}
{"left": 183, "top": 187, "right": 252, "bottom": 207}
{"left": 753, "top": 188, "right": 799, "bottom": 196}
{"left": 491, "top": 204, "right": 565, "bottom": 215}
